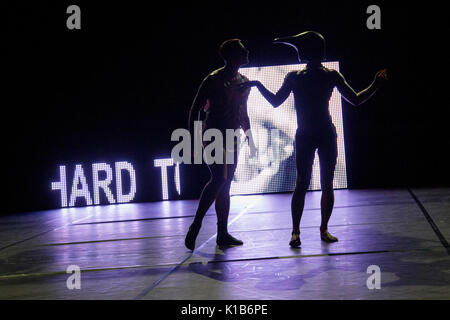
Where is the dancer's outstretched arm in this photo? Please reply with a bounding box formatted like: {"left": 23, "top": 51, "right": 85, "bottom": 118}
{"left": 241, "top": 73, "right": 294, "bottom": 108}
{"left": 335, "top": 69, "right": 387, "bottom": 106}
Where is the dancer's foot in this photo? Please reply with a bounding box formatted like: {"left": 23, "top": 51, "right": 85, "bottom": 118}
{"left": 185, "top": 224, "right": 201, "bottom": 250}
{"left": 217, "top": 233, "right": 243, "bottom": 246}
{"left": 320, "top": 229, "right": 338, "bottom": 242}
{"left": 289, "top": 231, "right": 301, "bottom": 248}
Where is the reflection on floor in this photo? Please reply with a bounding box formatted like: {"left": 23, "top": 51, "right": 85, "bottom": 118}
{"left": 0, "top": 188, "right": 449, "bottom": 299}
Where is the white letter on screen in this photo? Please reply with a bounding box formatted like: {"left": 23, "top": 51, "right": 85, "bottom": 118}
{"left": 154, "top": 158, "right": 174, "bottom": 200}
{"left": 115, "top": 161, "right": 137, "bottom": 203}
{"left": 175, "top": 161, "right": 181, "bottom": 195}
{"left": 51, "top": 165, "right": 68, "bottom": 207}
{"left": 92, "top": 163, "right": 116, "bottom": 205}
{"left": 69, "top": 164, "right": 93, "bottom": 206}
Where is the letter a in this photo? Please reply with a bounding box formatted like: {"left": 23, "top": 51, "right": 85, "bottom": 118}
{"left": 366, "top": 265, "right": 381, "bottom": 289}
{"left": 171, "top": 128, "right": 191, "bottom": 164}
{"left": 203, "top": 129, "right": 223, "bottom": 165}
{"left": 66, "top": 5, "right": 81, "bottom": 30}
{"left": 66, "top": 265, "right": 81, "bottom": 290}
{"left": 69, "top": 165, "right": 93, "bottom": 206}
{"left": 366, "top": 5, "right": 381, "bottom": 30}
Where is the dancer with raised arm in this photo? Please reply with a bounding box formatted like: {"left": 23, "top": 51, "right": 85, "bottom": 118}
{"left": 243, "top": 31, "right": 387, "bottom": 247}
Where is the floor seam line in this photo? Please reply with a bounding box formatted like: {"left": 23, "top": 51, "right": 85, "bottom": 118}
{"left": 6, "top": 245, "right": 445, "bottom": 280}
{"left": 65, "top": 199, "right": 420, "bottom": 227}
{"left": 0, "top": 214, "right": 94, "bottom": 252}
{"left": 408, "top": 188, "right": 450, "bottom": 256}
{"left": 133, "top": 198, "right": 260, "bottom": 300}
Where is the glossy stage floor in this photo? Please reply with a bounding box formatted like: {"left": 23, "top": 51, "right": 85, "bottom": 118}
{"left": 0, "top": 188, "right": 449, "bottom": 300}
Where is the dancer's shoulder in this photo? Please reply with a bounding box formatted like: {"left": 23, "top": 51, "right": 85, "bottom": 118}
{"left": 285, "top": 70, "right": 306, "bottom": 83}
{"left": 323, "top": 66, "right": 340, "bottom": 77}
{"left": 205, "top": 67, "right": 225, "bottom": 80}
{"left": 286, "top": 70, "right": 302, "bottom": 79}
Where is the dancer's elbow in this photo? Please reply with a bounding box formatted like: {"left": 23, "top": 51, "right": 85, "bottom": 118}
{"left": 271, "top": 98, "right": 284, "bottom": 108}
{"left": 272, "top": 101, "right": 282, "bottom": 108}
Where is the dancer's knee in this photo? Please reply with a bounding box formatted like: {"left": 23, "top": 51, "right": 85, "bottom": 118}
{"left": 210, "top": 175, "right": 226, "bottom": 190}
{"left": 321, "top": 184, "right": 334, "bottom": 198}
{"left": 320, "top": 177, "right": 334, "bottom": 195}
{"left": 295, "top": 177, "right": 310, "bottom": 193}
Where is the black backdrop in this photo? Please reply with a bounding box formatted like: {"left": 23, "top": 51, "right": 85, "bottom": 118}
{"left": 4, "top": 1, "right": 449, "bottom": 214}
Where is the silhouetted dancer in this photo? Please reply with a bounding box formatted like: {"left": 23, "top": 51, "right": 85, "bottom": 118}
{"left": 243, "top": 31, "right": 387, "bottom": 247}
{"left": 185, "top": 39, "right": 256, "bottom": 250}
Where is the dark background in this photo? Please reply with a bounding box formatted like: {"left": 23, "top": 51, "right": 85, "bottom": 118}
{"left": 4, "top": 1, "right": 449, "bottom": 214}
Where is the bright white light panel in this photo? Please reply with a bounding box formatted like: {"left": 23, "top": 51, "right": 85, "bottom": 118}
{"left": 232, "top": 62, "right": 347, "bottom": 195}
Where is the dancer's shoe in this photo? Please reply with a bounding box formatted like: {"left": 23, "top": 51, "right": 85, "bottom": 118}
{"left": 320, "top": 229, "right": 338, "bottom": 242}
{"left": 289, "top": 231, "right": 301, "bottom": 248}
{"left": 185, "top": 224, "right": 201, "bottom": 250}
{"left": 216, "top": 233, "right": 243, "bottom": 246}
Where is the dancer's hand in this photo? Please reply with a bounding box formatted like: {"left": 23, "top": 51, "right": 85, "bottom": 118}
{"left": 239, "top": 81, "right": 261, "bottom": 91}
{"left": 244, "top": 131, "right": 258, "bottom": 158}
{"left": 374, "top": 69, "right": 388, "bottom": 87}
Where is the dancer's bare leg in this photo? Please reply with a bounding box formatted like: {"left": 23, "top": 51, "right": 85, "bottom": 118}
{"left": 320, "top": 187, "right": 335, "bottom": 232}
{"left": 290, "top": 180, "right": 308, "bottom": 248}
{"left": 215, "top": 161, "right": 243, "bottom": 246}
{"left": 290, "top": 135, "right": 314, "bottom": 247}
{"left": 185, "top": 163, "right": 226, "bottom": 250}
{"left": 191, "top": 173, "right": 225, "bottom": 227}
{"left": 215, "top": 180, "right": 231, "bottom": 235}
{"left": 319, "top": 186, "right": 338, "bottom": 242}
{"left": 291, "top": 183, "right": 307, "bottom": 234}
{"left": 318, "top": 140, "right": 338, "bottom": 242}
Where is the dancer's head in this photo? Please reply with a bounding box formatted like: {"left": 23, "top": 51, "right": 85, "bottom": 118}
{"left": 274, "top": 31, "right": 325, "bottom": 63}
{"left": 219, "top": 39, "right": 249, "bottom": 66}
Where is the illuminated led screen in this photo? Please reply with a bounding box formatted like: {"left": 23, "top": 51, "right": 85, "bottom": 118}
{"left": 231, "top": 62, "right": 347, "bottom": 195}
{"left": 50, "top": 62, "right": 347, "bottom": 208}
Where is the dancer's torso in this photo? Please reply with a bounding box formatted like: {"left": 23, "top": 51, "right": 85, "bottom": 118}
{"left": 203, "top": 68, "right": 250, "bottom": 133}
{"left": 288, "top": 65, "right": 338, "bottom": 138}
